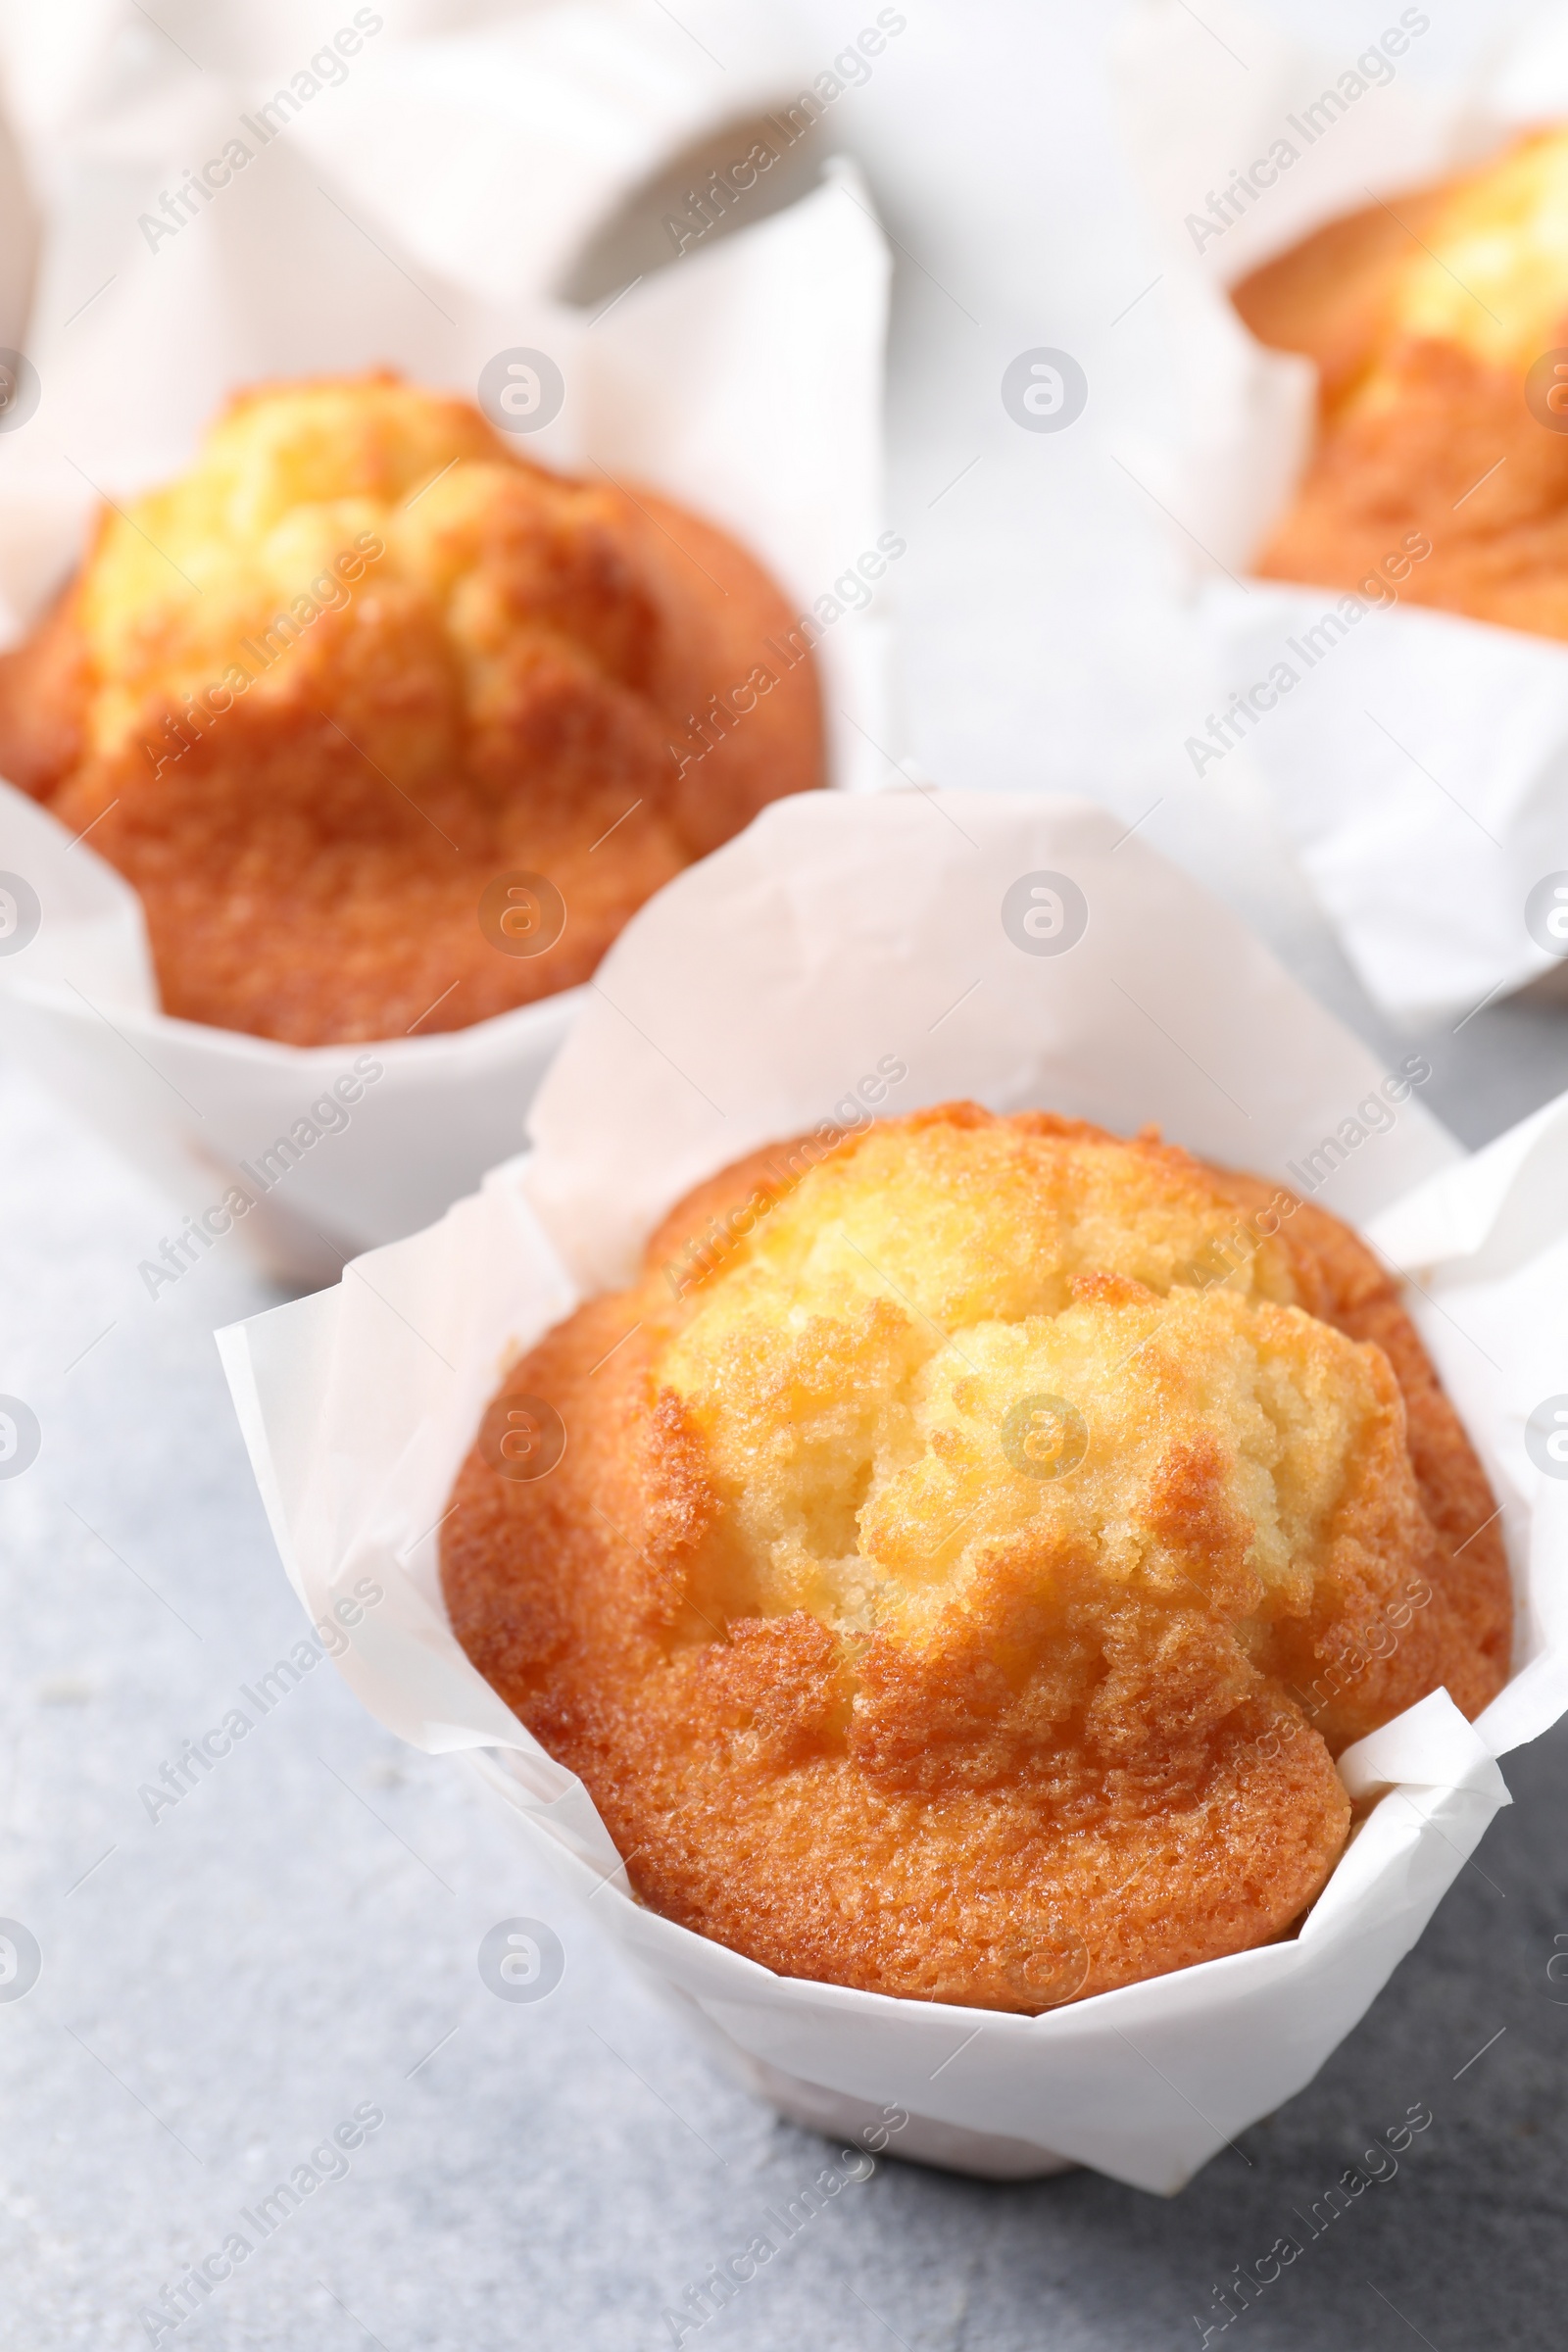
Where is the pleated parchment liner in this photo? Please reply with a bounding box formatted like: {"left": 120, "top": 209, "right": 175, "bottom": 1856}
{"left": 1115, "top": 0, "right": 1568, "bottom": 1026}
{"left": 221, "top": 792, "right": 1567, "bottom": 2191}
{"left": 0, "top": 117, "right": 892, "bottom": 1273}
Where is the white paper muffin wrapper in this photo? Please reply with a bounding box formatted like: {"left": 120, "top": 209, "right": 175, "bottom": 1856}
{"left": 0, "top": 21, "right": 893, "bottom": 1271}
{"left": 1115, "top": 0, "right": 1568, "bottom": 1026}
{"left": 219, "top": 790, "right": 1568, "bottom": 2192}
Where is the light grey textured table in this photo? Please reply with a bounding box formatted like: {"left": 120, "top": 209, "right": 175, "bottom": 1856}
{"left": 4, "top": 1, "right": 1568, "bottom": 2346}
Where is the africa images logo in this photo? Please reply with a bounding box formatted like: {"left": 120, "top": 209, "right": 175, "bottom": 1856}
{"left": 1001, "top": 870, "right": 1089, "bottom": 956}
{"left": 476, "top": 350, "right": 566, "bottom": 436}
{"left": 1001, "top": 348, "right": 1088, "bottom": 433}
{"left": 1526, "top": 1397, "right": 1568, "bottom": 1481}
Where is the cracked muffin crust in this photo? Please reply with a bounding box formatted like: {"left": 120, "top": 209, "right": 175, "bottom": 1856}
{"left": 441, "top": 1104, "right": 1510, "bottom": 2012}
{"left": 0, "top": 373, "right": 822, "bottom": 1042}
{"left": 1235, "top": 129, "right": 1568, "bottom": 636}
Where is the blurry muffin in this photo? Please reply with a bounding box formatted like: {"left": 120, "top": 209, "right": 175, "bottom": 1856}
{"left": 0, "top": 373, "right": 822, "bottom": 1043}
{"left": 441, "top": 1104, "right": 1510, "bottom": 2014}
{"left": 1235, "top": 128, "right": 1568, "bottom": 636}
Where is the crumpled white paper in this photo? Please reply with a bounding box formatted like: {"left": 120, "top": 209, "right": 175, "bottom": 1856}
{"left": 1115, "top": 0, "right": 1568, "bottom": 1026}
{"left": 0, "top": 23, "right": 893, "bottom": 1272}
{"left": 219, "top": 790, "right": 1564, "bottom": 2193}
{"left": 274, "top": 1, "right": 809, "bottom": 310}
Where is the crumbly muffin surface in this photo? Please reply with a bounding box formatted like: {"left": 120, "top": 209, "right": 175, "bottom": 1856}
{"left": 442, "top": 1105, "right": 1511, "bottom": 2011}
{"left": 1236, "top": 129, "right": 1568, "bottom": 637}
{"left": 0, "top": 374, "right": 821, "bottom": 1042}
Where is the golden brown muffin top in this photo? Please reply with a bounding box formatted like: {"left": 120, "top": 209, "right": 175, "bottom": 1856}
{"left": 662, "top": 1113, "right": 1368, "bottom": 1651}
{"left": 1352, "top": 129, "right": 1568, "bottom": 389}
{"left": 0, "top": 373, "right": 822, "bottom": 1042}
{"left": 442, "top": 1106, "right": 1511, "bottom": 2011}
{"left": 1236, "top": 128, "right": 1568, "bottom": 636}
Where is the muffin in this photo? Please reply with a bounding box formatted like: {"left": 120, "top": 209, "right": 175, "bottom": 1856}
{"left": 1234, "top": 127, "right": 1568, "bottom": 636}
{"left": 441, "top": 1104, "right": 1511, "bottom": 2013}
{"left": 0, "top": 373, "right": 822, "bottom": 1044}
